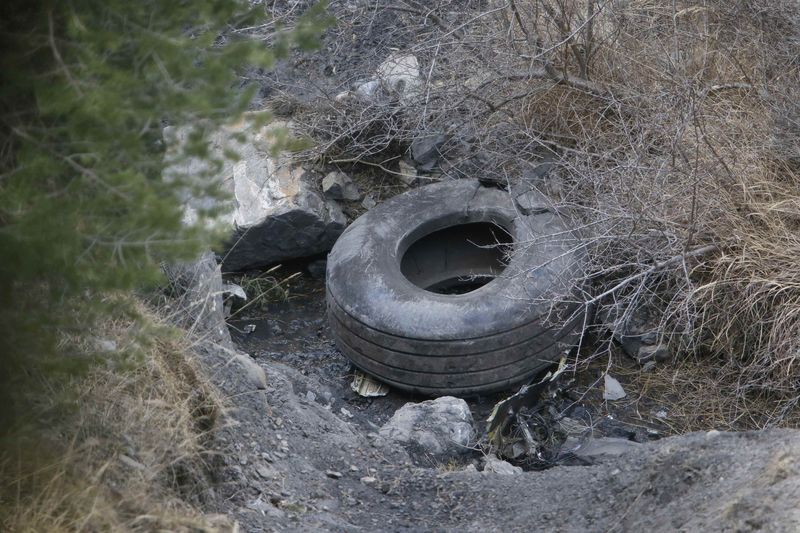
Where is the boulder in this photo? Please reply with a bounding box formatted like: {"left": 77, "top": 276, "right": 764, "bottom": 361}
{"left": 322, "top": 171, "right": 360, "bottom": 201}
{"left": 379, "top": 396, "right": 475, "bottom": 459}
{"left": 163, "top": 117, "right": 346, "bottom": 272}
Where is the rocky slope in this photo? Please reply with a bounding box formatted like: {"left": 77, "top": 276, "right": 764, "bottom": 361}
{"left": 170, "top": 254, "right": 800, "bottom": 532}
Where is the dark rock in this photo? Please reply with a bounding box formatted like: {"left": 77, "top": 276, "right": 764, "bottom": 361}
{"left": 410, "top": 134, "right": 447, "bottom": 172}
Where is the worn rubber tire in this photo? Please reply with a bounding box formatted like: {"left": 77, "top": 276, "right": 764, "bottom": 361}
{"left": 326, "top": 179, "right": 585, "bottom": 396}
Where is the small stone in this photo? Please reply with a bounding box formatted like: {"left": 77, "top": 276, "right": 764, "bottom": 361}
{"left": 306, "top": 391, "right": 317, "bottom": 403}
{"left": 482, "top": 456, "right": 522, "bottom": 475}
{"left": 256, "top": 464, "right": 273, "bottom": 479}
{"left": 361, "top": 194, "right": 377, "bottom": 210}
{"left": 243, "top": 324, "right": 256, "bottom": 334}
{"left": 360, "top": 476, "right": 377, "bottom": 485}
{"left": 397, "top": 159, "right": 420, "bottom": 186}
{"left": 322, "top": 171, "right": 360, "bottom": 201}
{"left": 340, "top": 407, "right": 354, "bottom": 419}
{"left": 603, "top": 374, "right": 627, "bottom": 401}
{"left": 637, "top": 343, "right": 670, "bottom": 363}
{"left": 325, "top": 470, "right": 343, "bottom": 479}
{"left": 350, "top": 465, "right": 359, "bottom": 472}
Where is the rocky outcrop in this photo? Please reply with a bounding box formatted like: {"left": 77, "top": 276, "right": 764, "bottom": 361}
{"left": 163, "top": 117, "right": 346, "bottom": 272}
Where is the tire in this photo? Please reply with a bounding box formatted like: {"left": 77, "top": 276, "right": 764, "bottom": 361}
{"left": 326, "top": 179, "right": 585, "bottom": 396}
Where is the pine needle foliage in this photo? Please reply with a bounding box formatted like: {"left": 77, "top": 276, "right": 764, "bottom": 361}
{"left": 0, "top": 1, "right": 329, "bottom": 430}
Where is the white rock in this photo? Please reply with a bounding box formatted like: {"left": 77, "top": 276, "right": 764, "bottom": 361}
{"left": 483, "top": 456, "right": 523, "bottom": 475}
{"left": 603, "top": 373, "right": 627, "bottom": 400}
{"left": 376, "top": 53, "right": 422, "bottom": 104}
{"left": 379, "top": 396, "right": 475, "bottom": 458}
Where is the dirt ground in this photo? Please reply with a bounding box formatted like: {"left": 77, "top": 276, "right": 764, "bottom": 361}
{"left": 184, "top": 266, "right": 800, "bottom": 532}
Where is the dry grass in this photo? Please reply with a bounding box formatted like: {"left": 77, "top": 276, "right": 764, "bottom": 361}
{"left": 613, "top": 356, "right": 800, "bottom": 434}
{"left": 286, "top": 0, "right": 800, "bottom": 427}
{"left": 0, "top": 297, "right": 232, "bottom": 532}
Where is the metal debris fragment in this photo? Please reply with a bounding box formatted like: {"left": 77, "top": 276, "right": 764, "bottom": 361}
{"left": 351, "top": 369, "right": 390, "bottom": 397}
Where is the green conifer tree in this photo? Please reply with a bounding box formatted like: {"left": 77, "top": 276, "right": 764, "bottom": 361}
{"left": 0, "top": 0, "right": 329, "bottom": 428}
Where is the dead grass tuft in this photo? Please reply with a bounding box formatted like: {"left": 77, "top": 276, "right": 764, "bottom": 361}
{"left": 0, "top": 297, "right": 231, "bottom": 532}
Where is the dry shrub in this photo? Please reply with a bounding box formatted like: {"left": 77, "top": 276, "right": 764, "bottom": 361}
{"left": 288, "top": 0, "right": 799, "bottom": 425}
{"left": 510, "top": 0, "right": 800, "bottom": 423}
{"left": 0, "top": 298, "right": 230, "bottom": 532}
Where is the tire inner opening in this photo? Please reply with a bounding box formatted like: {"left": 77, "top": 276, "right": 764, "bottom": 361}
{"left": 400, "top": 222, "right": 513, "bottom": 295}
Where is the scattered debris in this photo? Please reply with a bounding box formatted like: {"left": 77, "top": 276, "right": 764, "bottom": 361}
{"left": 96, "top": 338, "right": 118, "bottom": 353}
{"left": 603, "top": 374, "right": 627, "bottom": 401}
{"left": 485, "top": 360, "right": 570, "bottom": 468}
{"left": 222, "top": 282, "right": 247, "bottom": 302}
{"left": 340, "top": 407, "right": 354, "bottom": 419}
{"left": 119, "top": 454, "right": 146, "bottom": 471}
{"left": 351, "top": 370, "right": 390, "bottom": 397}
{"left": 243, "top": 324, "right": 257, "bottom": 334}
{"left": 375, "top": 53, "right": 422, "bottom": 104}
